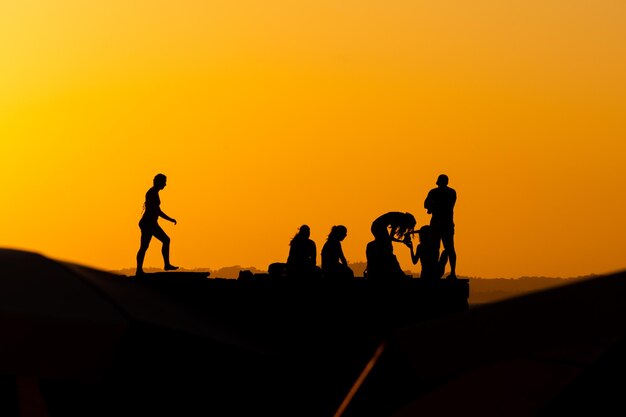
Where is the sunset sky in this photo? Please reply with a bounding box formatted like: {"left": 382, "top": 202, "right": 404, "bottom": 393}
{"left": 1, "top": 1, "right": 625, "bottom": 278}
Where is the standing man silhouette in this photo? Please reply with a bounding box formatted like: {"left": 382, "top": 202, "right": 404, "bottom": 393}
{"left": 136, "top": 173, "right": 178, "bottom": 275}
{"left": 424, "top": 174, "right": 457, "bottom": 279}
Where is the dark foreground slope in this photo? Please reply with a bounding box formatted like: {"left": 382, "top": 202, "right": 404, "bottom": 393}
{"left": 0, "top": 249, "right": 468, "bottom": 417}
{"left": 340, "top": 269, "right": 626, "bottom": 417}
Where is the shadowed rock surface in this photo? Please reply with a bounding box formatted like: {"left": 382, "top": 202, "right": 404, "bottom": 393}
{"left": 0, "top": 249, "right": 469, "bottom": 417}
{"left": 339, "top": 270, "right": 626, "bottom": 417}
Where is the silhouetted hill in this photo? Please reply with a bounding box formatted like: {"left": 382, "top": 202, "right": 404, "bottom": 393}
{"left": 212, "top": 265, "right": 266, "bottom": 278}
{"left": 467, "top": 275, "right": 594, "bottom": 304}
{"left": 343, "top": 269, "right": 626, "bottom": 417}
{"left": 349, "top": 261, "right": 367, "bottom": 277}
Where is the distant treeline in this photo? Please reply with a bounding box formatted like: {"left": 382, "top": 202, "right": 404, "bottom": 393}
{"left": 111, "top": 265, "right": 596, "bottom": 305}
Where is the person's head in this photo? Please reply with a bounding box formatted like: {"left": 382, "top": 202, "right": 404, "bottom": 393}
{"left": 296, "top": 224, "right": 311, "bottom": 239}
{"left": 436, "top": 174, "right": 449, "bottom": 187}
{"left": 416, "top": 225, "right": 432, "bottom": 243}
{"left": 153, "top": 173, "right": 167, "bottom": 189}
{"left": 328, "top": 225, "right": 348, "bottom": 241}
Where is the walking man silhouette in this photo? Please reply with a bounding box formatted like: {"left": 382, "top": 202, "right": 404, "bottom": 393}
{"left": 136, "top": 173, "right": 178, "bottom": 275}
{"left": 424, "top": 174, "right": 457, "bottom": 279}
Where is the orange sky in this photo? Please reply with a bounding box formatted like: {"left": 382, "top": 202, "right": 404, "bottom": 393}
{"left": 1, "top": 1, "right": 625, "bottom": 278}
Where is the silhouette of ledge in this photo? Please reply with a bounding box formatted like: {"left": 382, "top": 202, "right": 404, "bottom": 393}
{"left": 132, "top": 271, "right": 210, "bottom": 279}
{"left": 0, "top": 248, "right": 470, "bottom": 417}
{"left": 115, "top": 271, "right": 470, "bottom": 416}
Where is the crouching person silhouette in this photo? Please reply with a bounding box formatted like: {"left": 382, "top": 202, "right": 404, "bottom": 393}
{"left": 365, "top": 212, "right": 416, "bottom": 283}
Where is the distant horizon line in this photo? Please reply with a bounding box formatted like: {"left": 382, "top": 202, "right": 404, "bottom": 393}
{"left": 107, "top": 264, "right": 601, "bottom": 281}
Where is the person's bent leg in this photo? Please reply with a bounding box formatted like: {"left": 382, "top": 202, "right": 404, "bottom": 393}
{"left": 153, "top": 225, "right": 178, "bottom": 271}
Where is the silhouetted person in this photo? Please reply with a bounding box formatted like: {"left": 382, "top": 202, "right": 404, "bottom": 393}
{"left": 404, "top": 225, "right": 448, "bottom": 280}
{"left": 136, "top": 173, "right": 178, "bottom": 275}
{"left": 424, "top": 174, "right": 457, "bottom": 279}
{"left": 321, "top": 225, "right": 354, "bottom": 281}
{"left": 286, "top": 225, "right": 320, "bottom": 280}
{"left": 365, "top": 212, "right": 416, "bottom": 283}
{"left": 370, "top": 211, "right": 417, "bottom": 244}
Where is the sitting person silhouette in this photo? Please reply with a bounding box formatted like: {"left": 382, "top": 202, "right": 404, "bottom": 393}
{"left": 365, "top": 212, "right": 416, "bottom": 283}
{"left": 286, "top": 225, "right": 320, "bottom": 280}
{"left": 404, "top": 225, "right": 448, "bottom": 280}
{"left": 136, "top": 173, "right": 178, "bottom": 275}
{"left": 321, "top": 225, "right": 354, "bottom": 281}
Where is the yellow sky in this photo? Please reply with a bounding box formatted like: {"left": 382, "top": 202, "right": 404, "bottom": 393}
{"left": 1, "top": 1, "right": 625, "bottom": 277}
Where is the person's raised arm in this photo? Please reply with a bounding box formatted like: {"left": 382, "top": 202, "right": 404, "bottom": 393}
{"left": 389, "top": 225, "right": 404, "bottom": 243}
{"left": 391, "top": 237, "right": 406, "bottom": 244}
{"left": 403, "top": 235, "right": 420, "bottom": 265}
{"left": 339, "top": 244, "right": 348, "bottom": 266}
{"left": 391, "top": 226, "right": 412, "bottom": 244}
{"left": 159, "top": 210, "right": 177, "bottom": 225}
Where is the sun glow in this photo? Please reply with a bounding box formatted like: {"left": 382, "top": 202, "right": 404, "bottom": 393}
{"left": 2, "top": 1, "right": 625, "bottom": 277}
